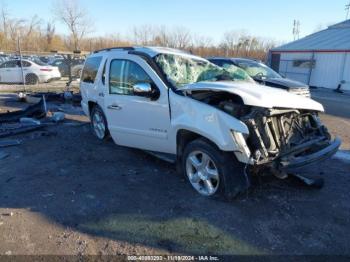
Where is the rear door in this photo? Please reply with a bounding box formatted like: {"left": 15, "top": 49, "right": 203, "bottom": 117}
{"left": 80, "top": 55, "right": 104, "bottom": 113}
{"left": 103, "top": 54, "right": 171, "bottom": 153}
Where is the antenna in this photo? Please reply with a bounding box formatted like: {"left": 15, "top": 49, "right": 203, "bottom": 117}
{"left": 293, "top": 20, "right": 301, "bottom": 40}
{"left": 346, "top": 1, "right": 350, "bottom": 20}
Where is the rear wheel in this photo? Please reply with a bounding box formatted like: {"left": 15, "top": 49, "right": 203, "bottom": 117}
{"left": 90, "top": 105, "right": 109, "bottom": 140}
{"left": 182, "top": 138, "right": 250, "bottom": 200}
{"left": 25, "top": 74, "right": 39, "bottom": 85}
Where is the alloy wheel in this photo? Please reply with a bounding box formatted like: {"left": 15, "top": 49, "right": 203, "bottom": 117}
{"left": 185, "top": 150, "right": 220, "bottom": 196}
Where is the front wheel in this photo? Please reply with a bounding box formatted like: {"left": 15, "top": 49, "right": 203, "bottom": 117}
{"left": 90, "top": 105, "right": 109, "bottom": 140}
{"left": 182, "top": 138, "right": 250, "bottom": 200}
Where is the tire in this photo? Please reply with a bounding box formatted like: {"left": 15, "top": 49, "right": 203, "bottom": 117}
{"left": 77, "top": 69, "right": 82, "bottom": 77}
{"left": 25, "top": 74, "right": 39, "bottom": 85}
{"left": 90, "top": 105, "right": 109, "bottom": 140}
{"left": 182, "top": 138, "right": 250, "bottom": 200}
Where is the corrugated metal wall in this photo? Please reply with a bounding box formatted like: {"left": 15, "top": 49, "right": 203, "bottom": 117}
{"left": 277, "top": 52, "right": 350, "bottom": 90}
{"left": 279, "top": 53, "right": 313, "bottom": 84}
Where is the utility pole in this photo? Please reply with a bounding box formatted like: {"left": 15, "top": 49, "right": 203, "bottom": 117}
{"left": 346, "top": 1, "right": 350, "bottom": 20}
{"left": 293, "top": 20, "right": 301, "bottom": 41}
{"left": 17, "top": 37, "right": 26, "bottom": 93}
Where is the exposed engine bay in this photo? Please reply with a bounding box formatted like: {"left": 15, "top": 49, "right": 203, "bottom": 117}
{"left": 189, "top": 90, "right": 339, "bottom": 170}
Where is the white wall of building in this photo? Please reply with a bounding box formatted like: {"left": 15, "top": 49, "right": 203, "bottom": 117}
{"left": 278, "top": 52, "right": 350, "bottom": 90}
{"left": 279, "top": 52, "right": 313, "bottom": 84}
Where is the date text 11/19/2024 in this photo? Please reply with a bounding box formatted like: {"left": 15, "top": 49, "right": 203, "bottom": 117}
{"left": 127, "top": 255, "right": 220, "bottom": 261}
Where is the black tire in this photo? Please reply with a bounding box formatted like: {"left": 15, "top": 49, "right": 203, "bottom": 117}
{"left": 77, "top": 69, "right": 82, "bottom": 77}
{"left": 25, "top": 74, "right": 39, "bottom": 85}
{"left": 90, "top": 105, "right": 109, "bottom": 140}
{"left": 182, "top": 138, "right": 250, "bottom": 200}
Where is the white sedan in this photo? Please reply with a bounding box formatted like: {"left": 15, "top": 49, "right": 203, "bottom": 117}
{"left": 0, "top": 59, "right": 61, "bottom": 85}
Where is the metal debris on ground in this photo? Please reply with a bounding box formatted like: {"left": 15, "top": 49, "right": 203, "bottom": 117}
{"left": 20, "top": 117, "right": 41, "bottom": 125}
{"left": 0, "top": 151, "right": 9, "bottom": 160}
{"left": 18, "top": 92, "right": 82, "bottom": 105}
{"left": 0, "top": 124, "right": 45, "bottom": 138}
{"left": 290, "top": 173, "right": 324, "bottom": 189}
{"left": 0, "top": 140, "right": 21, "bottom": 148}
{"left": 51, "top": 112, "right": 65, "bottom": 123}
{"left": 0, "top": 98, "right": 46, "bottom": 123}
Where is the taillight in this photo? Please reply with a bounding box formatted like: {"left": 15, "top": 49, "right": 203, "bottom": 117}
{"left": 40, "top": 68, "right": 53, "bottom": 72}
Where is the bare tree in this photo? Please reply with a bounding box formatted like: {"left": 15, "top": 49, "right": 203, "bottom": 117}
{"left": 132, "top": 25, "right": 155, "bottom": 45}
{"left": 0, "top": 1, "right": 9, "bottom": 48}
{"left": 221, "top": 30, "right": 239, "bottom": 56}
{"left": 53, "top": 0, "right": 92, "bottom": 50}
{"left": 45, "top": 21, "right": 55, "bottom": 50}
{"left": 170, "top": 26, "right": 191, "bottom": 49}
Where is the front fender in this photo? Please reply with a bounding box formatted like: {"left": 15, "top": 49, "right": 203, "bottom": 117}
{"left": 170, "top": 93, "right": 249, "bottom": 152}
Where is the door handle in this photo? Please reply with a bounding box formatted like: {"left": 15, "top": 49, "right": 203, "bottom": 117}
{"left": 98, "top": 92, "right": 104, "bottom": 97}
{"left": 107, "top": 104, "right": 122, "bottom": 110}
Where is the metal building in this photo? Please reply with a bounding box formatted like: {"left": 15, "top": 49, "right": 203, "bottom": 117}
{"left": 268, "top": 20, "right": 350, "bottom": 91}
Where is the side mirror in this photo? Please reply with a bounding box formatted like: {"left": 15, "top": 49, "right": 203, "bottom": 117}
{"left": 133, "top": 82, "right": 159, "bottom": 100}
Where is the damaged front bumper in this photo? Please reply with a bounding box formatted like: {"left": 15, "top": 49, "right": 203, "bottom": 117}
{"left": 278, "top": 137, "right": 341, "bottom": 170}
{"left": 236, "top": 107, "right": 342, "bottom": 172}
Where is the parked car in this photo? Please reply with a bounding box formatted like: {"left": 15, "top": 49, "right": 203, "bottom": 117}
{"left": 208, "top": 57, "right": 311, "bottom": 97}
{"left": 49, "top": 58, "right": 85, "bottom": 77}
{"left": 80, "top": 47, "right": 340, "bottom": 199}
{"left": 71, "top": 63, "right": 84, "bottom": 78}
{"left": 0, "top": 59, "right": 61, "bottom": 84}
{"left": 0, "top": 54, "right": 9, "bottom": 64}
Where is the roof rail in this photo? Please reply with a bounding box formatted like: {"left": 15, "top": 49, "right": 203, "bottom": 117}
{"left": 93, "top": 47, "right": 135, "bottom": 54}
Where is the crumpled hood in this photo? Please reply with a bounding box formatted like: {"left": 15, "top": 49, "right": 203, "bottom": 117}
{"left": 263, "top": 77, "right": 309, "bottom": 90}
{"left": 179, "top": 81, "right": 324, "bottom": 112}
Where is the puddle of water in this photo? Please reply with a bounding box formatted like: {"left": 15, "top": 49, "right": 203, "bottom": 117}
{"left": 333, "top": 150, "right": 350, "bottom": 163}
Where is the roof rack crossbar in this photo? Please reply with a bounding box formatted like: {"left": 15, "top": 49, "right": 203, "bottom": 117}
{"left": 93, "top": 47, "right": 135, "bottom": 54}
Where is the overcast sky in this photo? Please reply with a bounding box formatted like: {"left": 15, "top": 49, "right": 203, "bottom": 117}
{"left": 2, "top": 0, "right": 348, "bottom": 42}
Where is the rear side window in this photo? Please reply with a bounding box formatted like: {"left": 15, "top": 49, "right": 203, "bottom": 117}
{"left": 82, "top": 56, "right": 102, "bottom": 83}
{"left": 18, "top": 61, "right": 31, "bottom": 67}
{"left": 109, "top": 59, "right": 152, "bottom": 95}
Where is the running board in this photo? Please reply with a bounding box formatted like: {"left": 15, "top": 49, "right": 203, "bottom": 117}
{"left": 145, "top": 151, "right": 176, "bottom": 163}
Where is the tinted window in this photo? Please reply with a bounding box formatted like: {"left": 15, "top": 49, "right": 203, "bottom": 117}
{"left": 18, "top": 61, "right": 31, "bottom": 67}
{"left": 109, "top": 60, "right": 152, "bottom": 95}
{"left": 82, "top": 56, "right": 102, "bottom": 83}
{"left": 210, "top": 59, "right": 232, "bottom": 67}
{"left": 2, "top": 61, "right": 19, "bottom": 68}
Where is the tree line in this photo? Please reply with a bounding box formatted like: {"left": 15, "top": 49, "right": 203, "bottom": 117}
{"left": 0, "top": 0, "right": 277, "bottom": 61}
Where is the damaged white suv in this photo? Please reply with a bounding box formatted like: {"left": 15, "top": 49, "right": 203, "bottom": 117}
{"left": 80, "top": 47, "right": 341, "bottom": 199}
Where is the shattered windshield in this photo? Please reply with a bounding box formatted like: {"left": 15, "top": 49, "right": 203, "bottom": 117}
{"left": 154, "top": 53, "right": 254, "bottom": 89}
{"left": 237, "top": 61, "right": 281, "bottom": 79}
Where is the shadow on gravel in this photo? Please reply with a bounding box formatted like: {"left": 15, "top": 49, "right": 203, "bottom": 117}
{"left": 1, "top": 117, "right": 350, "bottom": 255}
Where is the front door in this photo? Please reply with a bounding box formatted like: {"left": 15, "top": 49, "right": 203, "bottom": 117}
{"left": 103, "top": 55, "right": 172, "bottom": 153}
{"left": 0, "top": 61, "right": 20, "bottom": 83}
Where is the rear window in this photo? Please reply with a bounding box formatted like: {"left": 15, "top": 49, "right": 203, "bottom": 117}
{"left": 82, "top": 56, "right": 103, "bottom": 83}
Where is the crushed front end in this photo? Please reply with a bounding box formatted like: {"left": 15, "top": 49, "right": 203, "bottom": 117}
{"left": 241, "top": 108, "right": 341, "bottom": 171}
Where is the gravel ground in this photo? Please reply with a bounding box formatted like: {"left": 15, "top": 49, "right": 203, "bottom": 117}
{"left": 0, "top": 89, "right": 349, "bottom": 256}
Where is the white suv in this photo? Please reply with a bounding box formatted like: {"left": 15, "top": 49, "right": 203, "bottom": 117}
{"left": 80, "top": 47, "right": 341, "bottom": 199}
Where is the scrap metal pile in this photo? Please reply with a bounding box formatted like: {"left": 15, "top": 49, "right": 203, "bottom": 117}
{"left": 0, "top": 97, "right": 48, "bottom": 138}
{"left": 0, "top": 91, "right": 82, "bottom": 139}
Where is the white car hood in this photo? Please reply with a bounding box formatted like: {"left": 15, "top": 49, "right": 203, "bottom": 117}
{"left": 179, "top": 81, "right": 324, "bottom": 112}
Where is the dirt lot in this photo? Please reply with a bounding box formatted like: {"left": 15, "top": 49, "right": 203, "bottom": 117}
{"left": 0, "top": 88, "right": 349, "bottom": 256}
